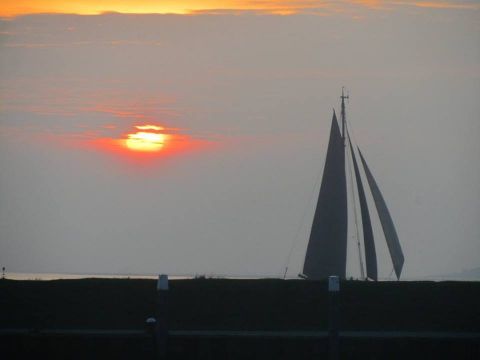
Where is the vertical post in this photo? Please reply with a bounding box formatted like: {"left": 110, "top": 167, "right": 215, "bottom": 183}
{"left": 328, "top": 275, "right": 340, "bottom": 360}
{"left": 340, "top": 87, "right": 349, "bottom": 142}
{"left": 156, "top": 274, "right": 169, "bottom": 360}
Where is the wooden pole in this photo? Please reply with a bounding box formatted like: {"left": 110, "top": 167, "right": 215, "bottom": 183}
{"left": 156, "top": 274, "right": 169, "bottom": 360}
{"left": 328, "top": 275, "right": 340, "bottom": 360}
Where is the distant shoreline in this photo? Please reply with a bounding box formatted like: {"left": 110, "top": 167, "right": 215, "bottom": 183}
{"left": 3, "top": 271, "right": 479, "bottom": 281}
{"left": 4, "top": 272, "right": 159, "bottom": 281}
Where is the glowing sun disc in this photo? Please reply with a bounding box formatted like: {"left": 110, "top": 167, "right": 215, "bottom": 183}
{"left": 125, "top": 131, "right": 167, "bottom": 152}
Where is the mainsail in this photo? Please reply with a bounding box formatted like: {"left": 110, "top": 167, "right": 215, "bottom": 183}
{"left": 348, "top": 136, "right": 377, "bottom": 280}
{"left": 303, "top": 111, "right": 348, "bottom": 279}
{"left": 358, "top": 148, "right": 404, "bottom": 280}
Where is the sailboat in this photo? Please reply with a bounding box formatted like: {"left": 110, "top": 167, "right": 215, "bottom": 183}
{"left": 302, "top": 89, "right": 404, "bottom": 280}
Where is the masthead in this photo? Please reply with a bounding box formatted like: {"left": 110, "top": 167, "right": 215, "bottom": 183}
{"left": 341, "top": 87, "right": 349, "bottom": 140}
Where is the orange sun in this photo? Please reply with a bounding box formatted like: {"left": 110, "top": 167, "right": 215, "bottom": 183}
{"left": 124, "top": 125, "right": 169, "bottom": 152}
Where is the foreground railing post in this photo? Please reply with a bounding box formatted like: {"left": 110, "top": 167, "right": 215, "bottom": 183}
{"left": 328, "top": 275, "right": 340, "bottom": 360}
{"left": 156, "top": 274, "right": 169, "bottom": 360}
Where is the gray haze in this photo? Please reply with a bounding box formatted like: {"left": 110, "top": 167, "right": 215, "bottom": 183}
{"left": 1, "top": 8, "right": 479, "bottom": 278}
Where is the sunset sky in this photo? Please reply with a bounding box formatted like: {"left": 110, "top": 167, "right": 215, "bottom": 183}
{"left": 2, "top": 0, "right": 480, "bottom": 17}
{"left": 0, "top": 1, "right": 479, "bottom": 279}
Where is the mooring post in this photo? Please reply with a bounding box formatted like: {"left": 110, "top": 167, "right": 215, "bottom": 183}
{"left": 156, "top": 274, "right": 169, "bottom": 360}
{"left": 328, "top": 275, "right": 340, "bottom": 360}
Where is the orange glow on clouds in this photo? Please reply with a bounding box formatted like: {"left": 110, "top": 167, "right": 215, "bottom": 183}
{"left": 412, "top": 1, "right": 479, "bottom": 9}
{"left": 0, "top": 0, "right": 307, "bottom": 17}
{"left": 3, "top": 0, "right": 476, "bottom": 17}
{"left": 135, "top": 125, "right": 164, "bottom": 131}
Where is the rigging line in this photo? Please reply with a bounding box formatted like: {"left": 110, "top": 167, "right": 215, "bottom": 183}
{"left": 281, "top": 158, "right": 324, "bottom": 279}
{"left": 346, "top": 130, "right": 365, "bottom": 280}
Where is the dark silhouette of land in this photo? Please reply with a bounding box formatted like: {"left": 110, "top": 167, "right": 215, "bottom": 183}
{"left": 1, "top": 278, "right": 479, "bottom": 331}
{"left": 1, "top": 278, "right": 479, "bottom": 359}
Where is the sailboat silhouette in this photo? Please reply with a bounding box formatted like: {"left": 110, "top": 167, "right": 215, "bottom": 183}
{"left": 302, "top": 89, "right": 404, "bottom": 280}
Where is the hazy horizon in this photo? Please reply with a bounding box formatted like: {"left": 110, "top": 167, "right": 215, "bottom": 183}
{"left": 1, "top": 2, "right": 479, "bottom": 279}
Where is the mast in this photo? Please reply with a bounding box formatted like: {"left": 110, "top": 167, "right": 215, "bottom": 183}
{"left": 340, "top": 87, "right": 349, "bottom": 140}
{"left": 341, "top": 88, "right": 366, "bottom": 279}
{"left": 347, "top": 137, "right": 366, "bottom": 280}
{"left": 348, "top": 134, "right": 377, "bottom": 280}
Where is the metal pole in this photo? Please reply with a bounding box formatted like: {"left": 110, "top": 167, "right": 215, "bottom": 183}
{"left": 328, "top": 275, "right": 340, "bottom": 360}
{"left": 156, "top": 274, "right": 169, "bottom": 360}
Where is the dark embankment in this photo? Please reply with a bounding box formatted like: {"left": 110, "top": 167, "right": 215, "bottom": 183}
{"left": 1, "top": 279, "right": 479, "bottom": 359}
{"left": 1, "top": 278, "right": 479, "bottom": 331}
